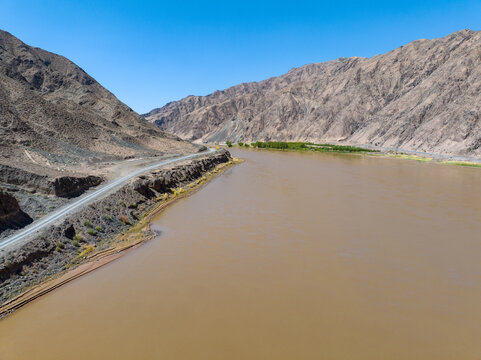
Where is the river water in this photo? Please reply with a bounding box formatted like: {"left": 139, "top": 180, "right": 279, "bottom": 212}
{"left": 1, "top": 148, "right": 481, "bottom": 359}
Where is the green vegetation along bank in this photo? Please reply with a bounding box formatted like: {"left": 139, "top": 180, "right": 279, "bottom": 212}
{"left": 233, "top": 141, "right": 377, "bottom": 153}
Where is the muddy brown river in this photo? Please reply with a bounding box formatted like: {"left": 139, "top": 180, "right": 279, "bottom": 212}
{"left": 1, "top": 148, "right": 481, "bottom": 359}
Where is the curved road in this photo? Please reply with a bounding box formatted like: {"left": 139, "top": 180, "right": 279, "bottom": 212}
{"left": 0, "top": 148, "right": 215, "bottom": 251}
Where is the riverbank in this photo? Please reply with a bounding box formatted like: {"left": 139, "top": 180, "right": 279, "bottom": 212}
{"left": 0, "top": 150, "right": 237, "bottom": 318}
{"left": 226, "top": 141, "right": 481, "bottom": 168}
{"left": 370, "top": 153, "right": 481, "bottom": 168}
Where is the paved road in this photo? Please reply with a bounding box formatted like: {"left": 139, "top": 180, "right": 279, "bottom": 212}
{"left": 0, "top": 148, "right": 215, "bottom": 251}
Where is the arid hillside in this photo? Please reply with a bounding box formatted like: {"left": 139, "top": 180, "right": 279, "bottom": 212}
{"left": 0, "top": 29, "right": 199, "bottom": 179}
{"left": 145, "top": 29, "right": 481, "bottom": 157}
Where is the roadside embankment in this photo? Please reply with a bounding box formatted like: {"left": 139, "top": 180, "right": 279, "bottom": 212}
{"left": 0, "top": 149, "right": 233, "bottom": 316}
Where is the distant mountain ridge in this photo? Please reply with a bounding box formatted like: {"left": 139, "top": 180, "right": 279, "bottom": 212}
{"left": 0, "top": 29, "right": 197, "bottom": 177}
{"left": 144, "top": 29, "right": 481, "bottom": 157}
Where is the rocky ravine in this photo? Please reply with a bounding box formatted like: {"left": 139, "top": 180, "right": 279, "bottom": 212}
{"left": 0, "top": 150, "right": 231, "bottom": 306}
{"left": 145, "top": 29, "right": 481, "bottom": 158}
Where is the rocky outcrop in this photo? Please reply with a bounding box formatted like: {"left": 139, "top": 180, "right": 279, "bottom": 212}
{"left": 0, "top": 165, "right": 52, "bottom": 194}
{"left": 52, "top": 175, "right": 102, "bottom": 198}
{"left": 0, "top": 150, "right": 231, "bottom": 304}
{"left": 0, "top": 164, "right": 102, "bottom": 198}
{"left": 0, "top": 190, "right": 32, "bottom": 231}
{"left": 145, "top": 29, "right": 481, "bottom": 158}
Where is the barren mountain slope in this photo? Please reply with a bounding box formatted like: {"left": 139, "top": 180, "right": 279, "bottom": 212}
{"left": 0, "top": 29, "right": 198, "bottom": 177}
{"left": 145, "top": 29, "right": 481, "bottom": 157}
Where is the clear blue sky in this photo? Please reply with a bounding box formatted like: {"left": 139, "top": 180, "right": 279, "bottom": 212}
{"left": 2, "top": 1, "right": 481, "bottom": 113}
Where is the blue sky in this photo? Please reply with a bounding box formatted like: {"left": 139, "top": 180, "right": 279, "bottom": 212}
{"left": 2, "top": 1, "right": 481, "bottom": 113}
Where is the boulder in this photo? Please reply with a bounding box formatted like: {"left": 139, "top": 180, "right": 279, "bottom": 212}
{"left": 0, "top": 189, "right": 33, "bottom": 232}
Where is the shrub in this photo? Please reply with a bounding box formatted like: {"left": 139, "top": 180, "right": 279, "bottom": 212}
{"left": 73, "top": 233, "right": 84, "bottom": 242}
{"left": 83, "top": 220, "right": 93, "bottom": 228}
{"left": 128, "top": 202, "right": 137, "bottom": 209}
{"left": 73, "top": 240, "right": 80, "bottom": 247}
{"left": 55, "top": 241, "right": 65, "bottom": 252}
{"left": 238, "top": 142, "right": 244, "bottom": 146}
{"left": 170, "top": 187, "right": 183, "bottom": 196}
{"left": 88, "top": 204, "right": 95, "bottom": 209}
{"left": 78, "top": 244, "right": 95, "bottom": 258}
{"left": 103, "top": 214, "right": 112, "bottom": 221}
{"left": 226, "top": 140, "right": 232, "bottom": 147}
{"left": 87, "top": 229, "right": 97, "bottom": 236}
{"left": 105, "top": 206, "right": 111, "bottom": 211}
{"left": 95, "top": 225, "right": 103, "bottom": 232}
{"left": 120, "top": 201, "right": 126, "bottom": 207}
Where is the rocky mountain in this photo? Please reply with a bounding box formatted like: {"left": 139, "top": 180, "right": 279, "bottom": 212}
{"left": 145, "top": 29, "right": 481, "bottom": 157}
{"left": 0, "top": 29, "right": 199, "bottom": 179}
